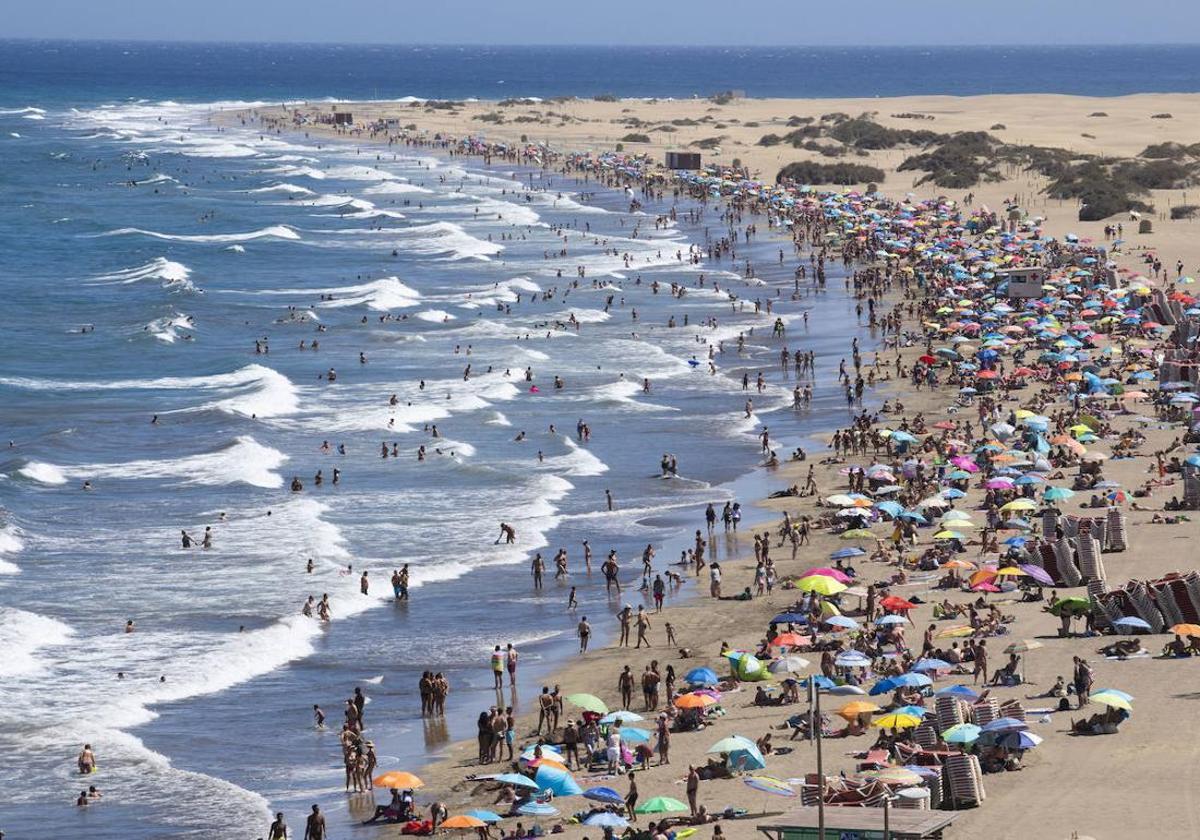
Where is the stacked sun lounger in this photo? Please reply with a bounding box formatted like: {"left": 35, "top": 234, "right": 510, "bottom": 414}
{"left": 913, "top": 721, "right": 939, "bottom": 749}
{"left": 1076, "top": 534, "right": 1107, "bottom": 583}
{"left": 970, "top": 698, "right": 999, "bottom": 727}
{"left": 998, "top": 699, "right": 1026, "bottom": 722}
{"left": 800, "top": 774, "right": 892, "bottom": 808}
{"left": 1105, "top": 507, "right": 1128, "bottom": 551}
{"left": 1041, "top": 510, "right": 1059, "bottom": 540}
{"left": 1149, "top": 573, "right": 1200, "bottom": 626}
{"left": 1030, "top": 542, "right": 1080, "bottom": 587}
{"left": 1053, "top": 538, "right": 1084, "bottom": 586}
{"left": 943, "top": 753, "right": 986, "bottom": 809}
{"left": 934, "top": 694, "right": 966, "bottom": 733}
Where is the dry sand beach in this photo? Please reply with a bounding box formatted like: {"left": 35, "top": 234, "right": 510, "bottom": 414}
{"left": 226, "top": 94, "right": 1200, "bottom": 840}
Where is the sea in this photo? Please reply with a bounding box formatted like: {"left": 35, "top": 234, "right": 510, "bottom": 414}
{"left": 0, "top": 41, "right": 1194, "bottom": 840}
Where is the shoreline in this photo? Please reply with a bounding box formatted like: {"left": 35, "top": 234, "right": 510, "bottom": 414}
{"left": 222, "top": 97, "right": 1200, "bottom": 840}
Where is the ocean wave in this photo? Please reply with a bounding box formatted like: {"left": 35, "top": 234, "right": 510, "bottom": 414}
{"left": 87, "top": 257, "right": 195, "bottom": 291}
{"left": 363, "top": 181, "right": 433, "bottom": 195}
{"left": 0, "top": 363, "right": 299, "bottom": 419}
{"left": 0, "top": 106, "right": 46, "bottom": 116}
{"left": 96, "top": 224, "right": 301, "bottom": 244}
{"left": 146, "top": 312, "right": 196, "bottom": 343}
{"left": 542, "top": 438, "right": 609, "bottom": 477}
{"left": 395, "top": 221, "right": 503, "bottom": 261}
{"left": 20, "top": 435, "right": 288, "bottom": 489}
{"left": 415, "top": 308, "right": 457, "bottom": 322}
{"left": 248, "top": 182, "right": 316, "bottom": 196}
{"left": 132, "top": 173, "right": 178, "bottom": 186}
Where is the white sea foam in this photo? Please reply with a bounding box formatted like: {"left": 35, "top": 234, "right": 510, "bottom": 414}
{"left": 0, "top": 524, "right": 24, "bottom": 574}
{"left": 0, "top": 107, "right": 46, "bottom": 116}
{"left": 543, "top": 438, "right": 608, "bottom": 476}
{"left": 21, "top": 113, "right": 45, "bottom": 121}
{"left": 23, "top": 436, "right": 288, "bottom": 489}
{"left": 396, "top": 221, "right": 503, "bottom": 261}
{"left": 133, "top": 173, "right": 178, "bottom": 186}
{"left": 317, "top": 277, "right": 421, "bottom": 311}
{"left": 87, "top": 257, "right": 195, "bottom": 291}
{"left": 416, "top": 308, "right": 457, "bottom": 322}
{"left": 98, "top": 224, "right": 301, "bottom": 244}
{"left": 0, "top": 608, "right": 74, "bottom": 677}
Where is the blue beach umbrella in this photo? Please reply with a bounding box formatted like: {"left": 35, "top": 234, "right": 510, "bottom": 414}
{"left": 583, "top": 786, "right": 625, "bottom": 805}
{"left": 584, "top": 813, "right": 630, "bottom": 829}
{"left": 535, "top": 765, "right": 582, "bottom": 797}
{"left": 684, "top": 667, "right": 720, "bottom": 686}
{"left": 830, "top": 547, "right": 866, "bottom": 559}
{"left": 935, "top": 684, "right": 979, "bottom": 701}
{"left": 465, "top": 810, "right": 503, "bottom": 824}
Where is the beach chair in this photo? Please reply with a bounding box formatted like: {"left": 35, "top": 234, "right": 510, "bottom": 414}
{"left": 934, "top": 695, "right": 965, "bottom": 734}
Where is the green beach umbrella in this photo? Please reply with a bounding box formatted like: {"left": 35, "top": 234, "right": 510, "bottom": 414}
{"left": 635, "top": 796, "right": 689, "bottom": 815}
{"left": 566, "top": 693, "right": 608, "bottom": 714}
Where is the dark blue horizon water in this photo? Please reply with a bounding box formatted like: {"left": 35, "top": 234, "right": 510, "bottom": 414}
{"left": 3, "top": 41, "right": 1200, "bottom": 105}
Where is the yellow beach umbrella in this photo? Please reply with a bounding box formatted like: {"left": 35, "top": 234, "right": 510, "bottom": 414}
{"left": 871, "top": 712, "right": 922, "bottom": 730}
{"left": 797, "top": 575, "right": 847, "bottom": 596}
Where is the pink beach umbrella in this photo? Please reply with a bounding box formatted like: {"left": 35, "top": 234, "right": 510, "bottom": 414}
{"left": 799, "top": 567, "right": 854, "bottom": 584}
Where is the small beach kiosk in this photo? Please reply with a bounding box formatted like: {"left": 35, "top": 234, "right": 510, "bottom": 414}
{"left": 758, "top": 806, "right": 957, "bottom": 840}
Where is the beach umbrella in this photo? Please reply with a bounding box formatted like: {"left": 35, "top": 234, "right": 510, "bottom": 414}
{"left": 464, "top": 810, "right": 503, "bottom": 824}
{"left": 837, "top": 700, "right": 881, "bottom": 720}
{"left": 830, "top": 547, "right": 866, "bottom": 559}
{"left": 872, "top": 712, "right": 922, "bottom": 730}
{"left": 616, "top": 727, "right": 651, "bottom": 744}
{"left": 891, "top": 672, "right": 933, "bottom": 688}
{"left": 768, "top": 655, "right": 811, "bottom": 674}
{"left": 1043, "top": 486, "right": 1074, "bottom": 502}
{"left": 771, "top": 612, "right": 808, "bottom": 624}
{"left": 799, "top": 675, "right": 837, "bottom": 690}
{"left": 892, "top": 705, "right": 930, "bottom": 719}
{"left": 936, "top": 684, "right": 979, "bottom": 701}
{"left": 827, "top": 684, "right": 867, "bottom": 696}
{"left": 1112, "top": 616, "right": 1151, "bottom": 633}
{"left": 1091, "top": 691, "right": 1133, "bottom": 712}
{"left": 635, "top": 797, "right": 689, "bottom": 815}
{"left": 999, "top": 731, "right": 1044, "bottom": 750}
{"left": 566, "top": 693, "right": 608, "bottom": 714}
{"left": 517, "top": 802, "right": 559, "bottom": 818}
{"left": 980, "top": 717, "right": 1028, "bottom": 733}
{"left": 520, "top": 745, "right": 564, "bottom": 761}
{"left": 824, "top": 615, "right": 861, "bottom": 630}
{"left": 839, "top": 529, "right": 874, "bottom": 540}
{"left": 880, "top": 596, "right": 916, "bottom": 611}
{"left": 535, "top": 766, "right": 581, "bottom": 797}
{"left": 1001, "top": 499, "right": 1037, "bottom": 512}
{"left": 770, "top": 632, "right": 808, "bottom": 648}
{"left": 743, "top": 776, "right": 796, "bottom": 797}
{"left": 708, "top": 735, "right": 766, "bottom": 771}
{"left": 442, "top": 816, "right": 487, "bottom": 830}
{"left": 684, "top": 667, "right": 720, "bottom": 686}
{"left": 1093, "top": 688, "right": 1134, "bottom": 701}
{"left": 490, "top": 773, "right": 540, "bottom": 790}
{"left": 582, "top": 786, "right": 625, "bottom": 805}
{"left": 599, "top": 710, "right": 643, "bottom": 725}
{"left": 835, "top": 651, "right": 872, "bottom": 668}
{"left": 800, "top": 567, "right": 853, "bottom": 583}
{"left": 1170, "top": 623, "right": 1200, "bottom": 636}
{"left": 1048, "top": 597, "right": 1091, "bottom": 617}
{"left": 796, "top": 575, "right": 847, "bottom": 595}
{"left": 912, "top": 658, "right": 952, "bottom": 672}
{"left": 583, "top": 813, "right": 629, "bottom": 830}
{"left": 373, "top": 771, "right": 425, "bottom": 789}
{"left": 876, "top": 615, "right": 908, "bottom": 626}
{"left": 1018, "top": 564, "right": 1055, "bottom": 585}
{"left": 942, "top": 723, "right": 982, "bottom": 744}
{"left": 860, "top": 767, "right": 924, "bottom": 785}
{"left": 674, "top": 692, "right": 716, "bottom": 710}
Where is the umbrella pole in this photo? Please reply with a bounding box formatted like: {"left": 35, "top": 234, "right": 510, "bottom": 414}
{"left": 815, "top": 685, "right": 825, "bottom": 840}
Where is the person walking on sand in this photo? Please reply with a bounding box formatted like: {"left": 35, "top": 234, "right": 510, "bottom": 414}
{"left": 972, "top": 640, "right": 988, "bottom": 685}
{"left": 619, "top": 665, "right": 635, "bottom": 710}
{"left": 686, "top": 765, "right": 700, "bottom": 815}
{"left": 635, "top": 606, "right": 652, "bottom": 648}
{"left": 625, "top": 772, "right": 639, "bottom": 822}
